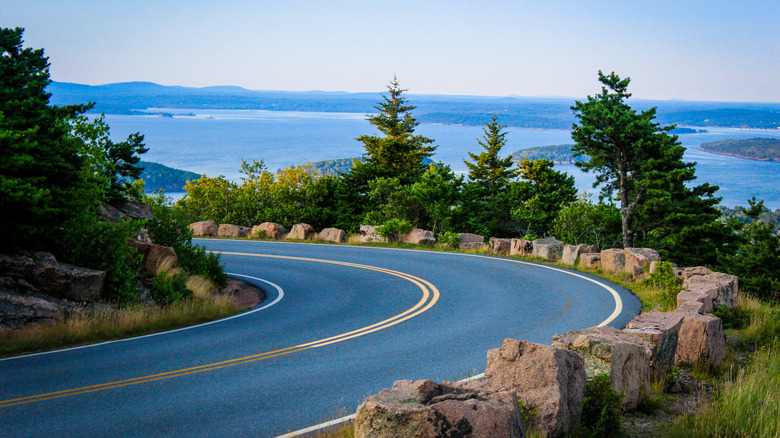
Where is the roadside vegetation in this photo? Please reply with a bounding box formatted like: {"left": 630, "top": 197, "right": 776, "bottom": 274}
{"left": 0, "top": 292, "right": 240, "bottom": 357}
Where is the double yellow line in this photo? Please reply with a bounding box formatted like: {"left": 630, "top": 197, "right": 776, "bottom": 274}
{"left": 0, "top": 253, "right": 439, "bottom": 409}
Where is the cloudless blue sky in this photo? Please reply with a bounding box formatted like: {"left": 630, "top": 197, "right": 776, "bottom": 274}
{"left": 2, "top": 0, "right": 778, "bottom": 102}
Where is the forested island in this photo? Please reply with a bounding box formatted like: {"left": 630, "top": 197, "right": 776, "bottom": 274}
{"left": 698, "top": 138, "right": 780, "bottom": 162}
{"left": 137, "top": 161, "right": 201, "bottom": 192}
{"left": 510, "top": 144, "right": 585, "bottom": 165}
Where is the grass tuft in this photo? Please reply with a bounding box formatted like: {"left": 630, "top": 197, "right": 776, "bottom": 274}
{"left": 0, "top": 295, "right": 239, "bottom": 358}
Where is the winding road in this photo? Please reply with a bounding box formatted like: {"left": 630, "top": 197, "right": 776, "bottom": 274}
{"left": 0, "top": 240, "right": 640, "bottom": 437}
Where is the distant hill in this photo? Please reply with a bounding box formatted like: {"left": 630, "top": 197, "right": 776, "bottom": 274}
{"left": 286, "top": 157, "right": 360, "bottom": 176}
{"left": 670, "top": 127, "right": 707, "bottom": 134}
{"left": 47, "top": 81, "right": 780, "bottom": 130}
{"left": 279, "top": 157, "right": 434, "bottom": 176}
{"left": 510, "top": 144, "right": 586, "bottom": 165}
{"left": 698, "top": 138, "right": 780, "bottom": 162}
{"left": 137, "top": 161, "right": 201, "bottom": 192}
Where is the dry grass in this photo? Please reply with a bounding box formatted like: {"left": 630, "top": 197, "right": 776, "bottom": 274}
{"left": 186, "top": 274, "right": 218, "bottom": 300}
{"left": 310, "top": 421, "right": 355, "bottom": 438}
{"left": 0, "top": 291, "right": 240, "bottom": 358}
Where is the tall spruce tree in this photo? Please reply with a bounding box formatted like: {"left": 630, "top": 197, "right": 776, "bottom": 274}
{"left": 571, "top": 71, "right": 722, "bottom": 260}
{"left": 334, "top": 77, "right": 435, "bottom": 230}
{"left": 355, "top": 76, "right": 436, "bottom": 182}
{"left": 0, "top": 27, "right": 91, "bottom": 251}
{"left": 461, "top": 115, "right": 519, "bottom": 236}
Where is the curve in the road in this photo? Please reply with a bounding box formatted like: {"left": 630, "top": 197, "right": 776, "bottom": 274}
{"left": 0, "top": 274, "right": 285, "bottom": 364}
{"left": 0, "top": 255, "right": 438, "bottom": 409}
{"left": 0, "top": 241, "right": 640, "bottom": 437}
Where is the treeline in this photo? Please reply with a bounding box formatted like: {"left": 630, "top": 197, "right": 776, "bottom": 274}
{"left": 719, "top": 204, "right": 780, "bottom": 234}
{"left": 699, "top": 138, "right": 780, "bottom": 162}
{"left": 169, "top": 73, "right": 778, "bottom": 301}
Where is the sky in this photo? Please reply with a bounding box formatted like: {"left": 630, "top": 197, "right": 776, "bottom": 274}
{"left": 2, "top": 1, "right": 779, "bottom": 102}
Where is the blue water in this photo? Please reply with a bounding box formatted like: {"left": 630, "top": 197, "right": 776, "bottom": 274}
{"left": 101, "top": 110, "right": 780, "bottom": 209}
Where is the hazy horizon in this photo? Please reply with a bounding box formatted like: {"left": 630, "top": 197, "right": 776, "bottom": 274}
{"left": 3, "top": 1, "right": 778, "bottom": 103}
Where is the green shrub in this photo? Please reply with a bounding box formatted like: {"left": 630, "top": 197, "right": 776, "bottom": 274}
{"left": 55, "top": 215, "right": 143, "bottom": 304}
{"left": 438, "top": 231, "right": 462, "bottom": 248}
{"left": 517, "top": 397, "right": 539, "bottom": 431}
{"left": 376, "top": 218, "right": 413, "bottom": 241}
{"left": 150, "top": 270, "right": 192, "bottom": 305}
{"left": 641, "top": 261, "right": 681, "bottom": 311}
{"left": 710, "top": 304, "right": 748, "bottom": 330}
{"left": 146, "top": 192, "right": 227, "bottom": 288}
{"left": 578, "top": 373, "right": 624, "bottom": 438}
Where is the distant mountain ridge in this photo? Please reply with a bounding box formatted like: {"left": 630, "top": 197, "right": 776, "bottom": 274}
{"left": 48, "top": 81, "right": 780, "bottom": 130}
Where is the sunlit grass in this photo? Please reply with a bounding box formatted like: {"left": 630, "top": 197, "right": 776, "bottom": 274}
{"left": 0, "top": 294, "right": 241, "bottom": 358}
{"left": 663, "top": 337, "right": 780, "bottom": 437}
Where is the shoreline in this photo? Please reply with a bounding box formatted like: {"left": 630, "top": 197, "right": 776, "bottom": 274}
{"left": 697, "top": 147, "right": 779, "bottom": 162}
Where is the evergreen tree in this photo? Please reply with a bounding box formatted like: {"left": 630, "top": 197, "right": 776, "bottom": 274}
{"left": 571, "top": 71, "right": 722, "bottom": 258}
{"left": 724, "top": 198, "right": 780, "bottom": 301}
{"left": 69, "top": 114, "right": 149, "bottom": 202}
{"left": 0, "top": 27, "right": 91, "bottom": 251}
{"left": 356, "top": 76, "right": 436, "bottom": 183}
{"left": 463, "top": 115, "right": 518, "bottom": 194}
{"left": 335, "top": 77, "right": 435, "bottom": 230}
{"left": 461, "top": 115, "right": 519, "bottom": 236}
{"left": 511, "top": 158, "right": 577, "bottom": 238}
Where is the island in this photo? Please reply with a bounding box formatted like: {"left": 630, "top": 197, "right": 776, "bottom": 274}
{"left": 510, "top": 144, "right": 586, "bottom": 165}
{"left": 698, "top": 138, "right": 780, "bottom": 162}
{"left": 137, "top": 161, "right": 201, "bottom": 192}
{"left": 670, "top": 127, "right": 707, "bottom": 134}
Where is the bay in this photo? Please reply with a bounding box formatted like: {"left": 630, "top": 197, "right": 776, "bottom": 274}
{"left": 101, "top": 110, "right": 780, "bottom": 209}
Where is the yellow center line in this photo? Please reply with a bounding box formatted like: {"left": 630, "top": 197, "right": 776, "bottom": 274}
{"left": 0, "top": 253, "right": 440, "bottom": 409}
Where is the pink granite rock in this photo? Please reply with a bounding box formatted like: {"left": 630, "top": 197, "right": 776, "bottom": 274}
{"left": 578, "top": 253, "right": 601, "bottom": 270}
{"left": 189, "top": 220, "right": 218, "bottom": 237}
{"left": 675, "top": 310, "right": 726, "bottom": 371}
{"left": 532, "top": 237, "right": 564, "bottom": 261}
{"left": 562, "top": 244, "right": 598, "bottom": 266}
{"left": 400, "top": 229, "right": 436, "bottom": 246}
{"left": 318, "top": 227, "right": 346, "bottom": 243}
{"left": 600, "top": 249, "right": 626, "bottom": 274}
{"left": 252, "top": 222, "right": 285, "bottom": 239}
{"left": 489, "top": 238, "right": 512, "bottom": 255}
{"left": 553, "top": 326, "right": 651, "bottom": 410}
{"left": 625, "top": 310, "right": 685, "bottom": 382}
{"left": 287, "top": 223, "right": 315, "bottom": 240}
{"left": 354, "top": 379, "right": 524, "bottom": 438}
{"left": 681, "top": 267, "right": 739, "bottom": 309}
{"left": 624, "top": 248, "right": 661, "bottom": 280}
{"left": 485, "top": 339, "right": 586, "bottom": 437}
{"left": 218, "top": 223, "right": 251, "bottom": 238}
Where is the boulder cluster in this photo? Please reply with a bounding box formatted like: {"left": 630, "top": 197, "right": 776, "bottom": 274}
{"left": 0, "top": 199, "right": 184, "bottom": 329}
{"left": 354, "top": 246, "right": 738, "bottom": 437}
{"left": 189, "top": 221, "right": 439, "bottom": 246}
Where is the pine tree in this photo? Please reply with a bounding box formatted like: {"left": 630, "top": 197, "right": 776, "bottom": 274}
{"left": 0, "top": 27, "right": 91, "bottom": 251}
{"left": 356, "top": 76, "right": 436, "bottom": 183}
{"left": 463, "top": 115, "right": 519, "bottom": 196}
{"left": 461, "top": 115, "right": 519, "bottom": 236}
{"left": 335, "top": 77, "right": 435, "bottom": 230}
{"left": 571, "top": 71, "right": 722, "bottom": 258}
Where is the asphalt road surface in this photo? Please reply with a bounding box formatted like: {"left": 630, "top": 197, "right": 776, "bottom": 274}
{"left": 0, "top": 240, "right": 641, "bottom": 437}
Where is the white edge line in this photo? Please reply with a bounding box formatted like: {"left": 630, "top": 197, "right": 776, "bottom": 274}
{"left": 0, "top": 274, "right": 284, "bottom": 363}
{"left": 269, "top": 242, "right": 624, "bottom": 438}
